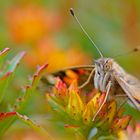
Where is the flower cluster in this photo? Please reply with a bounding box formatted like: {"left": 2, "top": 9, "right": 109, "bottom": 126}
{"left": 46, "top": 77, "right": 131, "bottom": 139}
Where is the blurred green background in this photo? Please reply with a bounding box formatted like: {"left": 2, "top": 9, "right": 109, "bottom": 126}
{"left": 0, "top": 0, "right": 140, "bottom": 139}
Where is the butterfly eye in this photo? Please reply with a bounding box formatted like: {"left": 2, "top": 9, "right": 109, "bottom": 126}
{"left": 104, "top": 65, "right": 110, "bottom": 71}
{"left": 106, "top": 65, "right": 109, "bottom": 69}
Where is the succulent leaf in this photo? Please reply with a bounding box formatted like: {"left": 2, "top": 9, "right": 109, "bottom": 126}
{"left": 112, "top": 116, "right": 131, "bottom": 132}
{"left": 67, "top": 90, "right": 84, "bottom": 120}
{"left": 83, "top": 92, "right": 101, "bottom": 124}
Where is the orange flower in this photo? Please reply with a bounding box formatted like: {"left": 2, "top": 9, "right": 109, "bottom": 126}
{"left": 6, "top": 4, "right": 91, "bottom": 71}
{"left": 25, "top": 38, "right": 91, "bottom": 72}
{"left": 6, "top": 5, "right": 62, "bottom": 43}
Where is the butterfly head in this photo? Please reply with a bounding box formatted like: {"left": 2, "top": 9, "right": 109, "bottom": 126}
{"left": 94, "top": 58, "right": 114, "bottom": 92}
{"left": 94, "top": 58, "right": 113, "bottom": 73}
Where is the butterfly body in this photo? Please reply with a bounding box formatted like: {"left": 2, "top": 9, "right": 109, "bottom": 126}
{"left": 94, "top": 57, "right": 140, "bottom": 110}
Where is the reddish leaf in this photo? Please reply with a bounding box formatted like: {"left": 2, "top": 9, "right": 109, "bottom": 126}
{"left": 96, "top": 92, "right": 106, "bottom": 108}
{"left": 64, "top": 124, "right": 80, "bottom": 129}
{"left": 68, "top": 79, "right": 79, "bottom": 93}
{"left": 32, "top": 63, "right": 48, "bottom": 86}
{"left": 112, "top": 116, "right": 131, "bottom": 131}
{"left": 0, "top": 112, "right": 16, "bottom": 121}
{"left": 55, "top": 77, "right": 67, "bottom": 96}
{"left": 16, "top": 63, "right": 48, "bottom": 112}
{"left": 0, "top": 72, "right": 12, "bottom": 80}
{"left": 24, "top": 63, "right": 48, "bottom": 91}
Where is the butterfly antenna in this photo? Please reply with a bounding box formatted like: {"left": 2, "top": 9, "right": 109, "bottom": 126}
{"left": 113, "top": 46, "right": 140, "bottom": 59}
{"left": 70, "top": 8, "right": 103, "bottom": 57}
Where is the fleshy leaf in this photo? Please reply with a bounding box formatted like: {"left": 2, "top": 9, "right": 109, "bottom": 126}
{"left": 93, "top": 93, "right": 107, "bottom": 121}
{"left": 0, "top": 51, "right": 26, "bottom": 103}
{"left": 16, "top": 112, "right": 54, "bottom": 140}
{"left": 83, "top": 92, "right": 100, "bottom": 124}
{"left": 0, "top": 64, "right": 48, "bottom": 136}
{"left": 32, "top": 64, "right": 48, "bottom": 87}
{"left": 46, "top": 94, "right": 68, "bottom": 118}
{"left": 105, "top": 101, "right": 117, "bottom": 124}
{"left": 16, "top": 64, "right": 48, "bottom": 112}
{"left": 64, "top": 124, "right": 85, "bottom": 140}
{"left": 117, "top": 131, "right": 128, "bottom": 140}
{"left": 112, "top": 116, "right": 131, "bottom": 132}
{"left": 0, "top": 112, "right": 16, "bottom": 121}
{"left": 0, "top": 48, "right": 10, "bottom": 56}
{"left": 97, "top": 101, "right": 117, "bottom": 130}
{"left": 54, "top": 77, "right": 67, "bottom": 97}
{"left": 52, "top": 77, "right": 69, "bottom": 106}
{"left": 118, "top": 123, "right": 140, "bottom": 140}
{"left": 0, "top": 112, "right": 54, "bottom": 140}
{"left": 0, "top": 72, "right": 12, "bottom": 81}
{"left": 2, "top": 51, "right": 26, "bottom": 75}
{"left": 0, "top": 48, "right": 10, "bottom": 66}
{"left": 0, "top": 112, "right": 17, "bottom": 136}
{"left": 135, "top": 123, "right": 140, "bottom": 135}
{"left": 46, "top": 94, "right": 73, "bottom": 122}
{"left": 67, "top": 90, "right": 84, "bottom": 120}
{"left": 64, "top": 124, "right": 80, "bottom": 129}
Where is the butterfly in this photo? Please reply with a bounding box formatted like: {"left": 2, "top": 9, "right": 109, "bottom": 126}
{"left": 39, "top": 8, "right": 140, "bottom": 120}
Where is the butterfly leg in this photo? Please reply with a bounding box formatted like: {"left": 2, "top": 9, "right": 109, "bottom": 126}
{"left": 92, "top": 81, "right": 112, "bottom": 121}
{"left": 78, "top": 68, "right": 95, "bottom": 89}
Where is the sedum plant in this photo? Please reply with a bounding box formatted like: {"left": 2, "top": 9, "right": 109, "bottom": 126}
{"left": 0, "top": 47, "right": 138, "bottom": 140}
{"left": 0, "top": 48, "right": 53, "bottom": 139}
{"left": 46, "top": 76, "right": 131, "bottom": 140}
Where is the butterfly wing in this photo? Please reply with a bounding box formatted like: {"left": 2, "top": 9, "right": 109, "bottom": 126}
{"left": 114, "top": 72, "right": 140, "bottom": 110}
{"left": 38, "top": 65, "right": 95, "bottom": 93}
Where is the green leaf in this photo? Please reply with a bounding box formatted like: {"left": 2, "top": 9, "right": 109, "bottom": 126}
{"left": 0, "top": 51, "right": 26, "bottom": 103}
{"left": 0, "top": 112, "right": 54, "bottom": 140}
{"left": 16, "top": 112, "right": 54, "bottom": 140}
{"left": 2, "top": 51, "right": 26, "bottom": 75}
{"left": 0, "top": 112, "right": 16, "bottom": 137}
{"left": 0, "top": 48, "right": 10, "bottom": 66}
{"left": 17, "top": 63, "right": 48, "bottom": 112}
{"left": 47, "top": 94, "right": 68, "bottom": 118}
{"left": 0, "top": 62, "right": 48, "bottom": 136}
